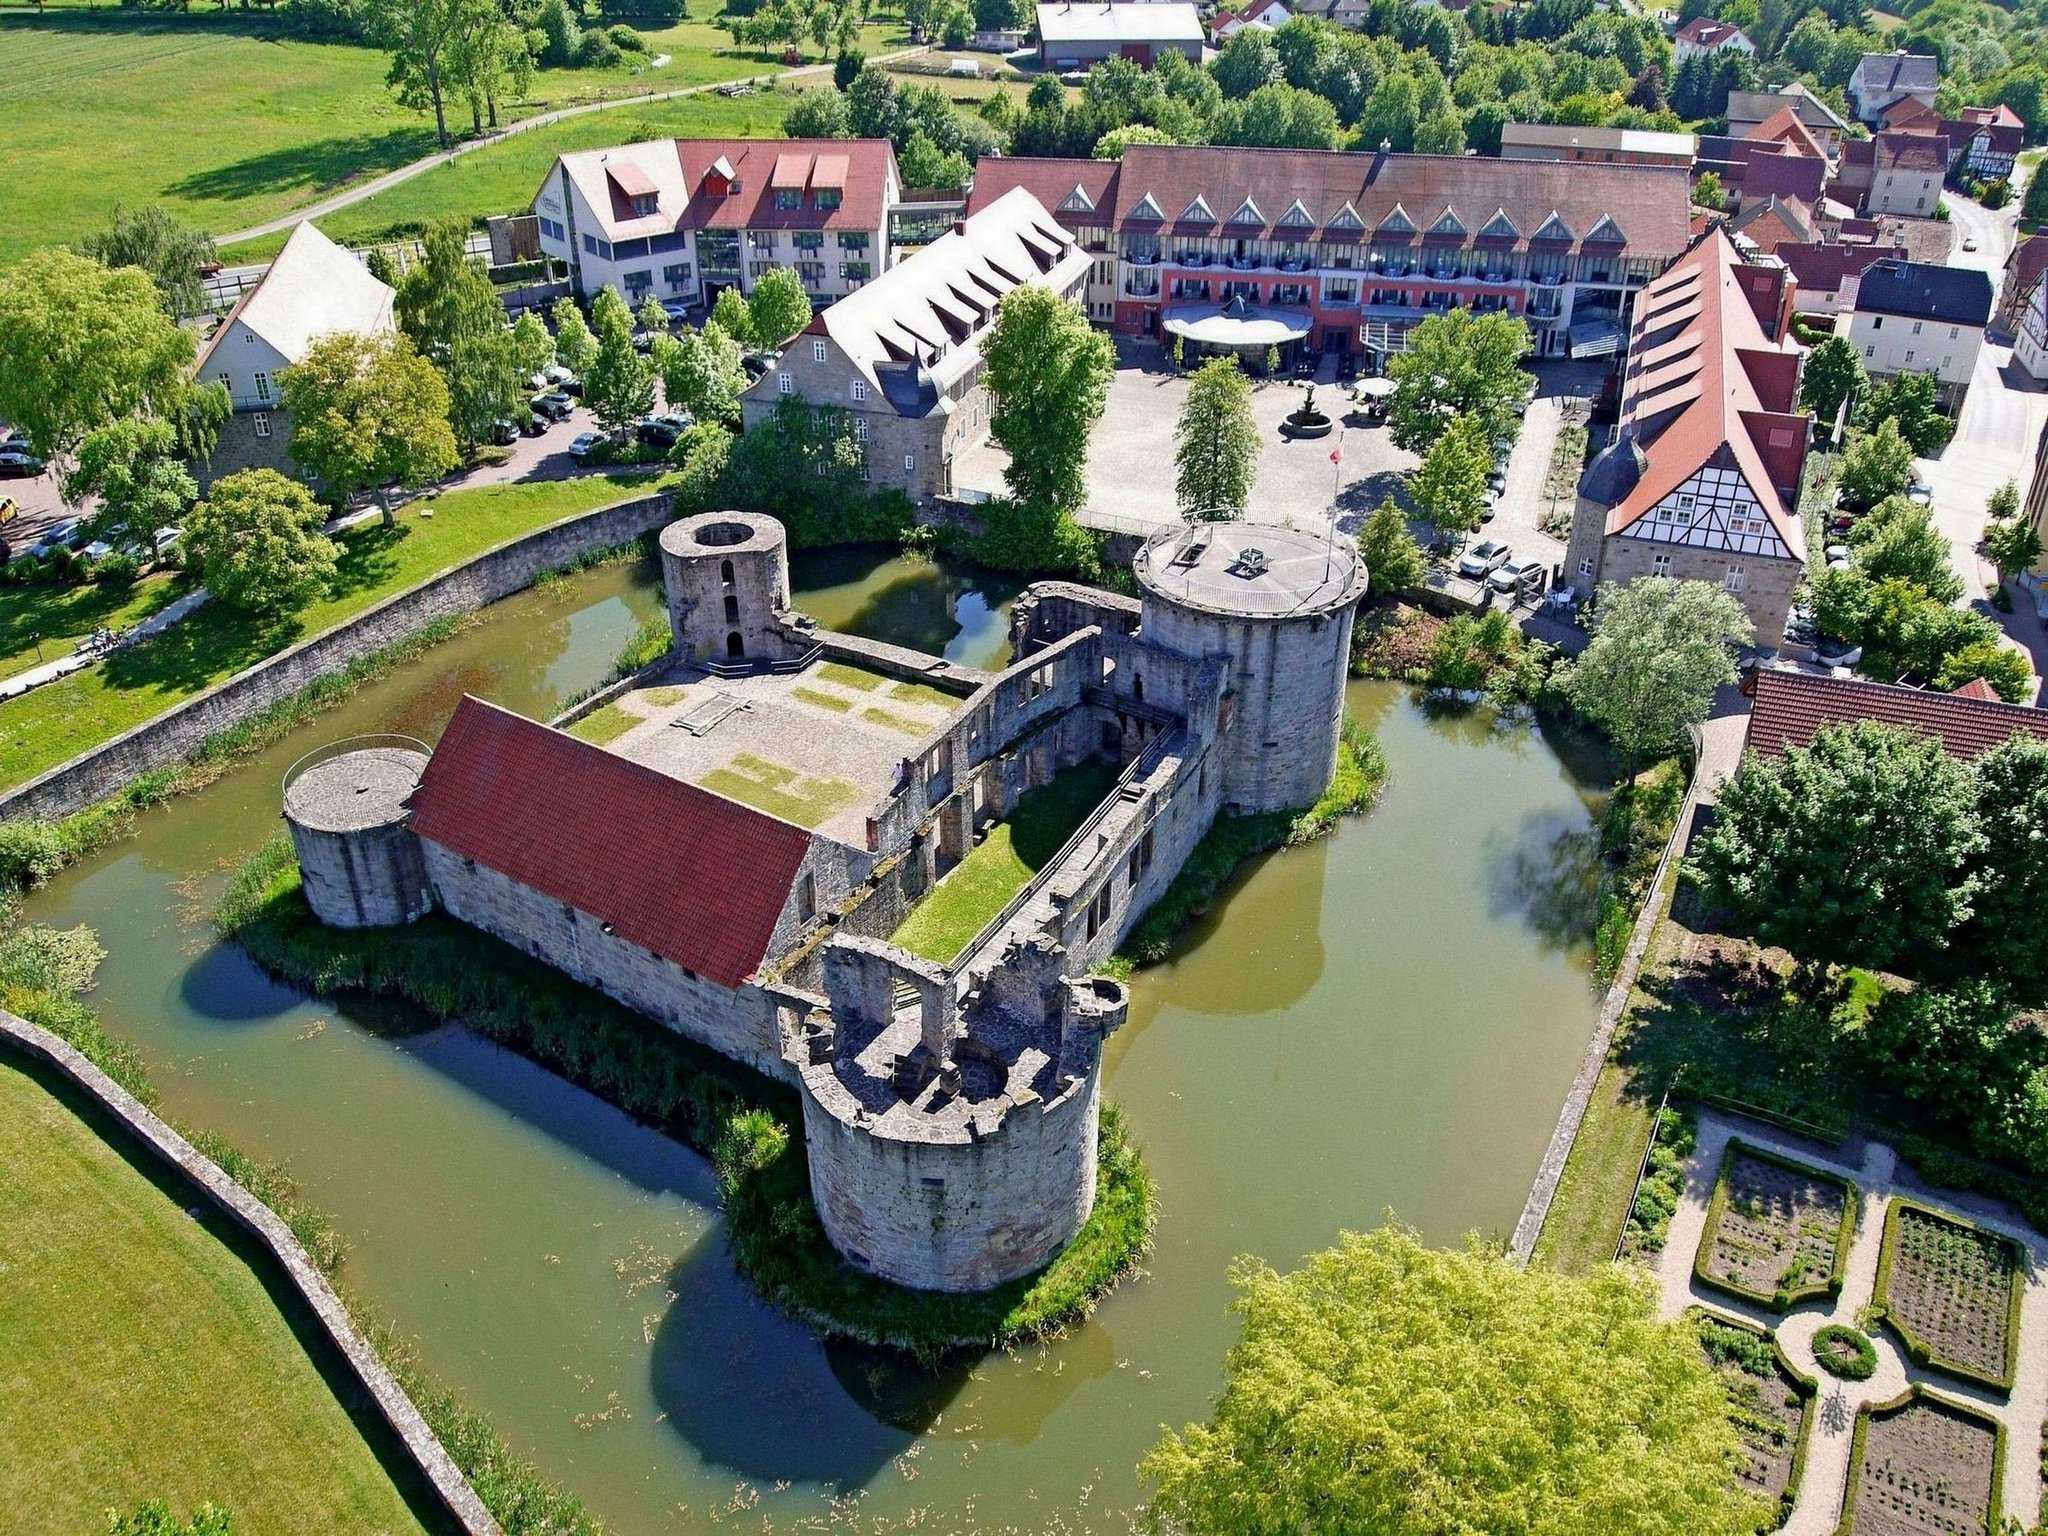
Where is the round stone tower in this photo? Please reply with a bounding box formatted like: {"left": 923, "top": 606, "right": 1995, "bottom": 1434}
{"left": 658, "top": 511, "right": 791, "bottom": 664}
{"left": 282, "top": 739, "right": 433, "bottom": 929}
{"left": 1134, "top": 521, "right": 1368, "bottom": 815}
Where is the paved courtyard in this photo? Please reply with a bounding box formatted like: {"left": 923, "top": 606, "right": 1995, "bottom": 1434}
{"left": 1651, "top": 1104, "right": 2047, "bottom": 1535}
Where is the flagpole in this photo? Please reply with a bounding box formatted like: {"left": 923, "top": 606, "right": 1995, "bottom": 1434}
{"left": 1325, "top": 426, "right": 1343, "bottom": 582}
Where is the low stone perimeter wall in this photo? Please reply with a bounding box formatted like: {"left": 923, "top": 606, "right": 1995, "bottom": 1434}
{"left": 0, "top": 491, "right": 673, "bottom": 825}
{"left": 0, "top": 1006, "right": 501, "bottom": 1536}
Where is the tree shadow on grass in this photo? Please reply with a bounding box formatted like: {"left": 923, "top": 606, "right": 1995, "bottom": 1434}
{"left": 322, "top": 520, "right": 411, "bottom": 606}
{"left": 0, "top": 574, "right": 190, "bottom": 666}
{"left": 165, "top": 127, "right": 443, "bottom": 209}
{"left": 99, "top": 599, "right": 303, "bottom": 696}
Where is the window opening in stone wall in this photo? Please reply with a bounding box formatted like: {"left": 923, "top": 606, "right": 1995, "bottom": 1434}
{"left": 727, "top": 630, "right": 745, "bottom": 658}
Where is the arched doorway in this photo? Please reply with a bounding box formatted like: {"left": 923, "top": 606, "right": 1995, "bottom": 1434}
{"left": 726, "top": 631, "right": 745, "bottom": 659}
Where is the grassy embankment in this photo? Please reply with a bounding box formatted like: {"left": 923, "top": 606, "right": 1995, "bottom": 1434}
{"left": 0, "top": 472, "right": 671, "bottom": 796}
{"left": 0, "top": 1058, "right": 439, "bottom": 1536}
{"left": 0, "top": 569, "right": 191, "bottom": 684}
{"left": 211, "top": 835, "right": 1156, "bottom": 1359}
{"left": 0, "top": 0, "right": 903, "bottom": 261}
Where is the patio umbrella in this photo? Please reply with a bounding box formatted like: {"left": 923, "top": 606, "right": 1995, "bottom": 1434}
{"left": 1352, "top": 377, "right": 1396, "bottom": 400}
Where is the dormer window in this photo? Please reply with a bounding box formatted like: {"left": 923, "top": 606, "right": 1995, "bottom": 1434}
{"left": 817, "top": 187, "right": 841, "bottom": 210}
{"left": 631, "top": 193, "right": 658, "bottom": 217}
{"left": 727, "top": 179, "right": 742, "bottom": 197}
{"left": 775, "top": 188, "right": 801, "bottom": 211}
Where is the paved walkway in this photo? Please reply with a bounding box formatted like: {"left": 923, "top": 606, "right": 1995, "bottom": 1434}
{"left": 1650, "top": 1106, "right": 2048, "bottom": 1535}
{"left": 0, "top": 587, "right": 209, "bottom": 702}
{"left": 212, "top": 47, "right": 926, "bottom": 247}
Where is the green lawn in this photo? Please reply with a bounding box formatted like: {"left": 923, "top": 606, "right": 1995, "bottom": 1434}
{"left": 0, "top": 471, "right": 669, "bottom": 793}
{"left": 0, "top": 569, "right": 191, "bottom": 683}
{"left": 890, "top": 759, "right": 1121, "bottom": 965}
{"left": 0, "top": 1057, "right": 439, "bottom": 1535}
{"left": 0, "top": 2, "right": 896, "bottom": 261}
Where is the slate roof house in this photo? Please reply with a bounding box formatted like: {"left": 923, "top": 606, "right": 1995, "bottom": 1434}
{"left": 190, "top": 221, "right": 395, "bottom": 489}
{"left": 1726, "top": 85, "right": 1851, "bottom": 154}
{"left": 1848, "top": 51, "right": 1940, "bottom": 126}
{"left": 1847, "top": 259, "right": 1994, "bottom": 412}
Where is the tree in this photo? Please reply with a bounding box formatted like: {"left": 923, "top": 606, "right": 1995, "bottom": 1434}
{"left": 1799, "top": 335, "right": 1865, "bottom": 442}
{"left": 1212, "top": 29, "right": 1281, "bottom": 98}
{"left": 183, "top": 469, "right": 340, "bottom": 613}
{"left": 785, "top": 88, "right": 851, "bottom": 139}
{"left": 1565, "top": 577, "right": 1750, "bottom": 775}
{"left": 78, "top": 204, "right": 217, "bottom": 318}
{"left": 551, "top": 298, "right": 598, "bottom": 377}
{"left": 508, "top": 310, "right": 556, "bottom": 382}
{"left": 1691, "top": 720, "right": 1984, "bottom": 973}
{"left": 1141, "top": 1226, "right": 1759, "bottom": 1536}
{"left": 1174, "top": 357, "right": 1260, "bottom": 520}
{"left": 661, "top": 322, "right": 750, "bottom": 424}
{"left": 1407, "top": 413, "right": 1492, "bottom": 537}
{"left": 1934, "top": 638, "right": 2033, "bottom": 702}
{"left": 1984, "top": 512, "right": 2041, "bottom": 592}
{"left": 637, "top": 294, "right": 671, "bottom": 342}
{"left": 1953, "top": 736, "right": 2048, "bottom": 1000}
{"left": 364, "top": 0, "right": 469, "bottom": 148}
{"left": 711, "top": 285, "right": 757, "bottom": 350}
{"left": 1987, "top": 477, "right": 2020, "bottom": 524}
{"left": 64, "top": 418, "right": 196, "bottom": 548}
{"left": 445, "top": 0, "right": 533, "bottom": 134}
{"left": 1691, "top": 169, "right": 1726, "bottom": 212}
{"left": 1848, "top": 494, "right": 1963, "bottom": 602}
{"left": 584, "top": 287, "right": 656, "bottom": 439}
{"left": 279, "top": 331, "right": 457, "bottom": 523}
{"left": 105, "top": 1502, "right": 233, "bottom": 1536}
{"left": 1860, "top": 370, "right": 1952, "bottom": 455}
{"left": 1385, "top": 309, "right": 1532, "bottom": 455}
{"left": 1837, "top": 418, "right": 1913, "bottom": 511}
{"left": 395, "top": 217, "right": 523, "bottom": 447}
{"left": 365, "top": 246, "right": 400, "bottom": 288}
{"left": 982, "top": 285, "right": 1115, "bottom": 514}
{"left": 1094, "top": 123, "right": 1179, "bottom": 158}
{"left": 1359, "top": 498, "right": 1424, "bottom": 597}
{"left": 0, "top": 250, "right": 194, "bottom": 459}
{"left": 899, "top": 130, "right": 973, "bottom": 191}
{"left": 748, "top": 266, "right": 814, "bottom": 348}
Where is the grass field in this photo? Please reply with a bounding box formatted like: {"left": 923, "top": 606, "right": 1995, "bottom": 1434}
{"left": 0, "top": 471, "right": 670, "bottom": 793}
{"left": 0, "top": 2, "right": 904, "bottom": 261}
{"left": 890, "top": 759, "right": 1120, "bottom": 964}
{"left": 0, "top": 1056, "right": 437, "bottom": 1535}
{"left": 0, "top": 570, "right": 190, "bottom": 683}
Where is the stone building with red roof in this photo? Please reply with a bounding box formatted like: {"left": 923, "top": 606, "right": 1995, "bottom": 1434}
{"left": 1743, "top": 666, "right": 2048, "bottom": 759}
{"left": 966, "top": 142, "right": 1695, "bottom": 364}
{"left": 1563, "top": 228, "right": 1810, "bottom": 644}
{"left": 531, "top": 138, "right": 901, "bottom": 309}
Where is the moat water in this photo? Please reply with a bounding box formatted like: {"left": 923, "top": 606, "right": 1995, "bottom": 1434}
{"left": 23, "top": 543, "right": 1613, "bottom": 1534}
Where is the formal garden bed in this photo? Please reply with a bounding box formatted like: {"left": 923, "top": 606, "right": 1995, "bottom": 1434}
{"left": 1812, "top": 1323, "right": 1878, "bottom": 1382}
{"left": 1694, "top": 1140, "right": 1858, "bottom": 1309}
{"left": 1871, "top": 1199, "right": 2024, "bottom": 1393}
{"left": 1695, "top": 1310, "right": 1814, "bottom": 1528}
{"left": 1841, "top": 1387, "right": 2005, "bottom": 1536}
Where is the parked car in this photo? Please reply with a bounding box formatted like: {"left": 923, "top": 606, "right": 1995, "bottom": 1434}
{"left": 153, "top": 526, "right": 184, "bottom": 556}
{"left": 660, "top": 297, "right": 692, "bottom": 324}
{"left": 0, "top": 444, "right": 46, "bottom": 477}
{"left": 487, "top": 417, "right": 520, "bottom": 446}
{"left": 1486, "top": 468, "right": 1507, "bottom": 496}
{"left": 1457, "top": 539, "right": 1512, "bottom": 578}
{"left": 713, "top": 81, "right": 753, "bottom": 97}
{"left": 31, "top": 518, "right": 85, "bottom": 557}
{"left": 1963, "top": 235, "right": 1980, "bottom": 252}
{"left": 567, "top": 431, "right": 607, "bottom": 462}
{"left": 531, "top": 391, "right": 574, "bottom": 421}
{"left": 519, "top": 413, "right": 549, "bottom": 438}
{"left": 1487, "top": 557, "right": 1546, "bottom": 597}
{"left": 636, "top": 412, "right": 691, "bottom": 449}
{"left": 1816, "top": 637, "right": 1864, "bottom": 667}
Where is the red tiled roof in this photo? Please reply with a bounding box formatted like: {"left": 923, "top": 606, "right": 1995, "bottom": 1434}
{"left": 1777, "top": 239, "right": 1906, "bottom": 300}
{"left": 968, "top": 145, "right": 1693, "bottom": 257}
{"left": 547, "top": 138, "right": 897, "bottom": 242}
{"left": 1749, "top": 106, "right": 1826, "bottom": 162}
{"left": 1747, "top": 668, "right": 2048, "bottom": 760}
{"left": 1875, "top": 129, "right": 1952, "bottom": 172}
{"left": 2005, "top": 234, "right": 2048, "bottom": 313}
{"left": 407, "top": 697, "right": 811, "bottom": 988}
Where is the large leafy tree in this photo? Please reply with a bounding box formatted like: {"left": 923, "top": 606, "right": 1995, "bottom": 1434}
{"left": 1385, "top": 309, "right": 1532, "bottom": 454}
{"left": 1846, "top": 494, "right": 1963, "bottom": 603}
{"left": 1984, "top": 513, "right": 2042, "bottom": 593}
{"left": 1566, "top": 577, "right": 1751, "bottom": 776}
{"left": 1860, "top": 370, "right": 1952, "bottom": 455}
{"left": 711, "top": 286, "right": 757, "bottom": 350}
{"left": 1174, "top": 356, "right": 1260, "bottom": 520}
{"left": 183, "top": 469, "right": 340, "bottom": 614}
{"left": 660, "top": 321, "right": 750, "bottom": 425}
{"left": 1407, "top": 413, "right": 1492, "bottom": 537}
{"left": 77, "top": 204, "right": 217, "bottom": 319}
{"left": 1358, "top": 498, "right": 1424, "bottom": 597}
{"left": 1142, "top": 1226, "right": 1759, "bottom": 1536}
{"left": 508, "top": 310, "right": 556, "bottom": 382}
{"left": 395, "top": 218, "right": 524, "bottom": 447}
{"left": 0, "top": 250, "right": 194, "bottom": 459}
{"left": 748, "top": 266, "right": 814, "bottom": 349}
{"left": 551, "top": 298, "right": 599, "bottom": 377}
{"left": 1212, "top": 28, "right": 1282, "bottom": 98}
{"left": 982, "top": 285, "right": 1115, "bottom": 515}
{"left": 279, "top": 330, "right": 457, "bottom": 523}
{"left": 1951, "top": 736, "right": 2048, "bottom": 999}
{"left": 1837, "top": 418, "right": 1914, "bottom": 512}
{"left": 64, "top": 418, "right": 197, "bottom": 548}
{"left": 584, "top": 287, "right": 656, "bottom": 439}
{"left": 364, "top": 0, "right": 469, "bottom": 147}
{"left": 1799, "top": 335, "right": 1865, "bottom": 442}
{"left": 1691, "top": 720, "right": 1984, "bottom": 973}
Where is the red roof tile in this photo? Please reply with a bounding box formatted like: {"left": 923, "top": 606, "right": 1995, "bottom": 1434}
{"left": 1747, "top": 668, "right": 2048, "bottom": 760}
{"left": 407, "top": 697, "right": 811, "bottom": 988}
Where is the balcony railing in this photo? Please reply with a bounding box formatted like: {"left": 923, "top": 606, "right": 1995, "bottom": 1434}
{"left": 1127, "top": 277, "right": 1161, "bottom": 299}
{"left": 1128, "top": 249, "right": 1160, "bottom": 267}
{"left": 1530, "top": 272, "right": 1565, "bottom": 289}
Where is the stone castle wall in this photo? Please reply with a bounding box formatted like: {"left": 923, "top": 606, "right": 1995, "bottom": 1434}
{"left": 2, "top": 491, "right": 674, "bottom": 825}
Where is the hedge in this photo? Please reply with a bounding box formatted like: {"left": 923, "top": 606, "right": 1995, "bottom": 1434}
{"left": 1691, "top": 1138, "right": 1860, "bottom": 1312}
{"left": 1867, "top": 1195, "right": 2024, "bottom": 1394}
{"left": 1832, "top": 1384, "right": 2008, "bottom": 1536}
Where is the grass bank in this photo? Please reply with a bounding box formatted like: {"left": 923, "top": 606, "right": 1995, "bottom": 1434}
{"left": 0, "top": 471, "right": 670, "bottom": 796}
{"left": 214, "top": 837, "right": 1157, "bottom": 1359}
{"left": 0, "top": 568, "right": 192, "bottom": 684}
{"left": 1112, "top": 716, "right": 1388, "bottom": 972}
{"left": 1, "top": 909, "right": 597, "bottom": 1534}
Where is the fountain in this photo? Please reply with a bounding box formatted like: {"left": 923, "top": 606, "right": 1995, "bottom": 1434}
{"left": 1282, "top": 382, "right": 1334, "bottom": 440}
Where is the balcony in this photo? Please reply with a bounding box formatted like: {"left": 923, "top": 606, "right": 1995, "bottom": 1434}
{"left": 1530, "top": 272, "right": 1564, "bottom": 290}
{"left": 1180, "top": 251, "right": 1212, "bottom": 269}
{"left": 1127, "top": 275, "right": 1162, "bottom": 299}
{"left": 1527, "top": 297, "right": 1562, "bottom": 320}
{"left": 1128, "top": 248, "right": 1160, "bottom": 268}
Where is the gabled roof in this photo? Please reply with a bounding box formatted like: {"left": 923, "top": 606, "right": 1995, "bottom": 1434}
{"left": 1036, "top": 0, "right": 1204, "bottom": 44}
{"left": 1748, "top": 106, "right": 1827, "bottom": 161}
{"left": 1726, "top": 84, "right": 1850, "bottom": 136}
{"left": 1852, "top": 51, "right": 1939, "bottom": 99}
{"left": 406, "top": 697, "right": 811, "bottom": 989}
{"left": 1677, "top": 15, "right": 1747, "bottom": 46}
{"left": 1856, "top": 259, "right": 1993, "bottom": 327}
{"left": 1874, "top": 129, "right": 1952, "bottom": 173}
{"left": 539, "top": 138, "right": 898, "bottom": 243}
{"left": 2005, "top": 234, "right": 2048, "bottom": 309}
{"left": 1747, "top": 667, "right": 2048, "bottom": 760}
{"left": 193, "top": 222, "right": 394, "bottom": 374}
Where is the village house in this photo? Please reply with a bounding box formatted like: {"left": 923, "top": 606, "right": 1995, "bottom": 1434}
{"left": 531, "top": 138, "right": 900, "bottom": 309}
{"left": 1565, "top": 228, "right": 1809, "bottom": 646}
{"left": 1863, "top": 129, "right": 1952, "bottom": 217}
{"left": 1726, "top": 85, "right": 1851, "bottom": 156}
{"left": 1674, "top": 16, "right": 1753, "bottom": 62}
{"left": 1498, "top": 122, "right": 1697, "bottom": 169}
{"left": 1846, "top": 259, "right": 1993, "bottom": 414}
{"left": 1210, "top": 0, "right": 1289, "bottom": 37}
{"left": 189, "top": 221, "right": 395, "bottom": 488}
{"left": 1997, "top": 234, "right": 2048, "bottom": 335}
{"left": 738, "top": 188, "right": 1089, "bottom": 502}
{"left": 1035, "top": 1, "right": 1205, "bottom": 68}
{"left": 1847, "top": 51, "right": 1940, "bottom": 127}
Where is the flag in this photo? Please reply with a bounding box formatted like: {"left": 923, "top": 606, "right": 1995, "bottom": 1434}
{"left": 1329, "top": 442, "right": 1342, "bottom": 465}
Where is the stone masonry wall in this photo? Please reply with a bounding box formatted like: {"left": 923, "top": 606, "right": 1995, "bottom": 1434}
{"left": 1598, "top": 535, "right": 1801, "bottom": 647}
{"left": 419, "top": 837, "right": 789, "bottom": 1081}
{"left": 0, "top": 491, "right": 673, "bottom": 825}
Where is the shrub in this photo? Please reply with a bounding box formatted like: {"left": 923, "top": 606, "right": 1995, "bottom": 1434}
{"left": 575, "top": 28, "right": 622, "bottom": 66}
{"left": 607, "top": 22, "right": 648, "bottom": 49}
{"left": 1811, "top": 1324, "right": 1876, "bottom": 1380}
{"left": 92, "top": 551, "right": 142, "bottom": 587}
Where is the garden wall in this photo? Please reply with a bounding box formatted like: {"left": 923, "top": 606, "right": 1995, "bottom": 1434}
{"left": 0, "top": 492, "right": 673, "bottom": 825}
{"left": 0, "top": 1007, "right": 501, "bottom": 1536}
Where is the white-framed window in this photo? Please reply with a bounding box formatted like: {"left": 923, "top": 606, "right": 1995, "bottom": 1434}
{"left": 1578, "top": 557, "right": 1594, "bottom": 577}
{"left": 813, "top": 340, "right": 827, "bottom": 363}
{"left": 253, "top": 412, "right": 271, "bottom": 438}
{"left": 1865, "top": 344, "right": 1876, "bottom": 358}
{"left": 777, "top": 372, "right": 793, "bottom": 395}
{"left": 1724, "top": 564, "right": 1746, "bottom": 593}
{"left": 852, "top": 418, "right": 869, "bottom": 441}
{"left": 253, "top": 371, "right": 272, "bottom": 403}
{"left": 1950, "top": 325, "right": 1960, "bottom": 340}
{"left": 1676, "top": 493, "right": 1694, "bottom": 509}
{"left": 1651, "top": 553, "right": 1672, "bottom": 577}
{"left": 1912, "top": 320, "right": 1923, "bottom": 335}
{"left": 1904, "top": 350, "right": 1915, "bottom": 364}
{"left": 852, "top": 380, "right": 868, "bottom": 402}
{"left": 904, "top": 452, "right": 916, "bottom": 475}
